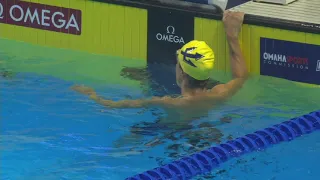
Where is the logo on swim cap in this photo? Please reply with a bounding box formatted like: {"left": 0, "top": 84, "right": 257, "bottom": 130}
{"left": 177, "top": 40, "right": 215, "bottom": 80}
{"left": 180, "top": 47, "right": 204, "bottom": 67}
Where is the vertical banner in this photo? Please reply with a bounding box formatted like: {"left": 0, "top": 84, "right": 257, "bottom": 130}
{"left": 147, "top": 8, "right": 194, "bottom": 65}
{"left": 260, "top": 37, "right": 320, "bottom": 85}
{"left": 146, "top": 8, "right": 194, "bottom": 95}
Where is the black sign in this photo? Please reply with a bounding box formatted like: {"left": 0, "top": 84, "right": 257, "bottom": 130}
{"left": 147, "top": 8, "right": 194, "bottom": 65}
{"left": 260, "top": 38, "right": 320, "bottom": 85}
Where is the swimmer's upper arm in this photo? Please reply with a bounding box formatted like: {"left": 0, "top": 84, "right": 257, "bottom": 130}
{"left": 148, "top": 96, "right": 187, "bottom": 107}
{"left": 105, "top": 96, "right": 184, "bottom": 108}
{"left": 209, "top": 77, "right": 247, "bottom": 100}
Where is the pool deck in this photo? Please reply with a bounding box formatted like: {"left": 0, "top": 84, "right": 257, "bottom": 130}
{"left": 229, "top": 0, "right": 320, "bottom": 25}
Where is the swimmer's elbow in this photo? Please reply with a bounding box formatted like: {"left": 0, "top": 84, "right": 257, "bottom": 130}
{"left": 114, "top": 97, "right": 183, "bottom": 108}
{"left": 238, "top": 70, "right": 249, "bottom": 79}
{"left": 211, "top": 78, "right": 246, "bottom": 100}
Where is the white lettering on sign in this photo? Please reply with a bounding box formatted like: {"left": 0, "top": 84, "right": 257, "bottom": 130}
{"left": 0, "top": 0, "right": 82, "bottom": 35}
{"left": 66, "top": 14, "right": 79, "bottom": 31}
{"left": 0, "top": 2, "right": 3, "bottom": 19}
{"left": 263, "top": 52, "right": 309, "bottom": 70}
{"left": 7, "top": 7, "right": 81, "bottom": 30}
{"left": 52, "top": 12, "right": 65, "bottom": 28}
{"left": 24, "top": 8, "right": 40, "bottom": 24}
{"left": 156, "top": 25, "right": 185, "bottom": 44}
{"left": 166, "top": 26, "right": 175, "bottom": 34}
{"left": 317, "top": 60, "right": 320, "bottom": 71}
{"left": 41, "top": 9, "right": 50, "bottom": 27}
{"left": 10, "top": 5, "right": 24, "bottom": 21}
{"left": 263, "top": 52, "right": 287, "bottom": 62}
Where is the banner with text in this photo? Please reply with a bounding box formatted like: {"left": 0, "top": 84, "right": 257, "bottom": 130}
{"left": 147, "top": 9, "right": 194, "bottom": 64}
{"left": 0, "top": 0, "right": 82, "bottom": 35}
{"left": 260, "top": 37, "right": 320, "bottom": 85}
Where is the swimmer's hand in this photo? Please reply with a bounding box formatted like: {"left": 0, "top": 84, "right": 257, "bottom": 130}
{"left": 71, "top": 85, "right": 117, "bottom": 107}
{"left": 223, "top": 10, "right": 244, "bottom": 40}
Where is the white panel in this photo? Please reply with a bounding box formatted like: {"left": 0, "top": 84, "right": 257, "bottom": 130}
{"left": 229, "top": 0, "right": 320, "bottom": 24}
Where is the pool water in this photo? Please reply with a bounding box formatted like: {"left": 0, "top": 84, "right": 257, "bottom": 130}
{"left": 1, "top": 39, "right": 320, "bottom": 180}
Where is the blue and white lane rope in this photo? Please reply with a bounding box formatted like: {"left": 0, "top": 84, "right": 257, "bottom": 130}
{"left": 126, "top": 110, "right": 320, "bottom": 180}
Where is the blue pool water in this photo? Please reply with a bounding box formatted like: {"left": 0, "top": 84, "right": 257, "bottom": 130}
{"left": 1, "top": 71, "right": 319, "bottom": 180}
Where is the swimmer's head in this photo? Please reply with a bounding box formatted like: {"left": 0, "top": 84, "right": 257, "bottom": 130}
{"left": 176, "top": 40, "right": 215, "bottom": 89}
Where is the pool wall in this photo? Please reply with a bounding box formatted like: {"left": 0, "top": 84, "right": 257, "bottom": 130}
{"left": 0, "top": 0, "right": 319, "bottom": 85}
{"left": 0, "top": 0, "right": 147, "bottom": 61}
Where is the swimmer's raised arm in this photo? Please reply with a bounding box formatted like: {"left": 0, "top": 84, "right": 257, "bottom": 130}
{"left": 210, "top": 11, "right": 248, "bottom": 99}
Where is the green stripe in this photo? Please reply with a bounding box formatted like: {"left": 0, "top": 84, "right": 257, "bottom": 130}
{"left": 0, "top": 38, "right": 144, "bottom": 88}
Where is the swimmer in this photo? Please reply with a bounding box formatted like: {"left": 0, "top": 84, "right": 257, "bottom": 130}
{"left": 71, "top": 11, "right": 248, "bottom": 126}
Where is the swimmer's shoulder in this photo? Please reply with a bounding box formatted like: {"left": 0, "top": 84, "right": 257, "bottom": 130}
{"left": 205, "top": 79, "right": 225, "bottom": 95}
{"left": 199, "top": 79, "right": 232, "bottom": 101}
{"left": 206, "top": 79, "right": 224, "bottom": 89}
{"left": 207, "top": 77, "right": 247, "bottom": 100}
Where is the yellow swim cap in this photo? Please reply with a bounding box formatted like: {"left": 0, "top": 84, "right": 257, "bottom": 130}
{"left": 177, "top": 40, "right": 215, "bottom": 80}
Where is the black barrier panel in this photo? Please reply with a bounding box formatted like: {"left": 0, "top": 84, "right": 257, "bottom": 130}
{"left": 146, "top": 9, "right": 194, "bottom": 94}
{"left": 226, "top": 0, "right": 250, "bottom": 9}
{"left": 147, "top": 8, "right": 194, "bottom": 65}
